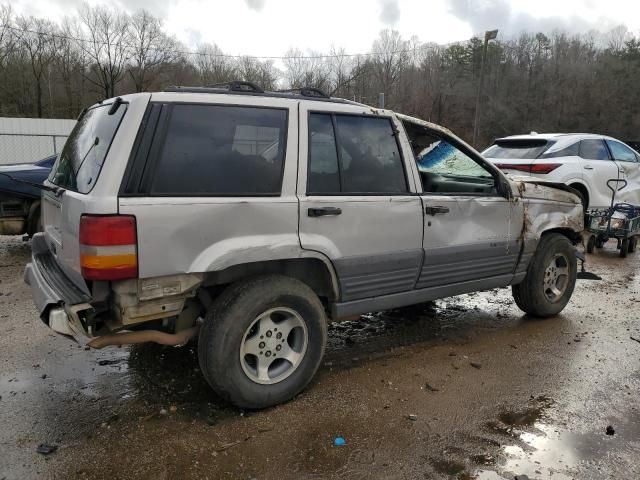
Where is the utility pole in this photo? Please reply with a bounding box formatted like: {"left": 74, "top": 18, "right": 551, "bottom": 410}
{"left": 472, "top": 29, "right": 498, "bottom": 149}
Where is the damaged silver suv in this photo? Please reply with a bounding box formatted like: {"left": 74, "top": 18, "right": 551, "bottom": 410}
{"left": 25, "top": 82, "right": 583, "bottom": 408}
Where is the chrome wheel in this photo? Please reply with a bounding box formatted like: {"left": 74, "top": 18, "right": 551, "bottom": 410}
{"left": 240, "top": 307, "right": 308, "bottom": 385}
{"left": 543, "top": 253, "right": 570, "bottom": 302}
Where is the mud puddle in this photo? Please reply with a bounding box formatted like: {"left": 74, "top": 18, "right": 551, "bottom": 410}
{"left": 475, "top": 395, "right": 639, "bottom": 480}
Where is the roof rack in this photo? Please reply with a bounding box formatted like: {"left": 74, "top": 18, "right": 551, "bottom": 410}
{"left": 206, "top": 81, "right": 264, "bottom": 93}
{"left": 163, "top": 82, "right": 354, "bottom": 105}
{"left": 278, "top": 87, "right": 330, "bottom": 99}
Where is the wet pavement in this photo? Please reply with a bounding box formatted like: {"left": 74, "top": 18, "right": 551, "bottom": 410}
{"left": 0, "top": 235, "right": 639, "bottom": 479}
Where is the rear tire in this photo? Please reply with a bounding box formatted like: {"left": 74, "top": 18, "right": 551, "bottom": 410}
{"left": 620, "top": 238, "right": 629, "bottom": 258}
{"left": 586, "top": 235, "right": 595, "bottom": 254}
{"left": 628, "top": 237, "right": 637, "bottom": 253}
{"left": 512, "top": 233, "right": 577, "bottom": 318}
{"left": 198, "top": 275, "right": 327, "bottom": 409}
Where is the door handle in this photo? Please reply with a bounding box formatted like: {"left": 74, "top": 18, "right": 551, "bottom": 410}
{"left": 308, "top": 207, "right": 342, "bottom": 217}
{"left": 425, "top": 205, "right": 450, "bottom": 215}
{"left": 583, "top": 165, "right": 594, "bottom": 170}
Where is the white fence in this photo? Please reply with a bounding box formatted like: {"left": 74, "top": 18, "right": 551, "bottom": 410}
{"left": 0, "top": 117, "right": 76, "bottom": 165}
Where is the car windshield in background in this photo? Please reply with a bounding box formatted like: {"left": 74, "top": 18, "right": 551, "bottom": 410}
{"left": 483, "top": 139, "right": 552, "bottom": 159}
{"left": 48, "top": 103, "right": 127, "bottom": 193}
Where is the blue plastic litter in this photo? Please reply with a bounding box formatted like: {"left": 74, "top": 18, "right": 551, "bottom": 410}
{"left": 334, "top": 436, "right": 346, "bottom": 446}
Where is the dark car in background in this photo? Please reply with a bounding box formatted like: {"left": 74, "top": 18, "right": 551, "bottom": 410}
{"left": 0, "top": 154, "right": 55, "bottom": 236}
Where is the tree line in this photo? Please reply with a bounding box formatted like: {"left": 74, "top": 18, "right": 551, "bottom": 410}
{"left": 1, "top": 3, "right": 639, "bottom": 148}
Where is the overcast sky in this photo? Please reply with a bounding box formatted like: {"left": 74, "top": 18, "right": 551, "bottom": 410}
{"left": 10, "top": 0, "right": 640, "bottom": 56}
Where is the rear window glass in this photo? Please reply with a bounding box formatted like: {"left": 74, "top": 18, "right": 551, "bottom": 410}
{"left": 483, "top": 140, "right": 551, "bottom": 159}
{"left": 49, "top": 103, "right": 127, "bottom": 193}
{"left": 151, "top": 105, "right": 287, "bottom": 195}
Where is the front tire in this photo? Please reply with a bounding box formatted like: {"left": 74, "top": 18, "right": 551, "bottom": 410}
{"left": 512, "top": 233, "right": 577, "bottom": 318}
{"left": 198, "top": 275, "right": 327, "bottom": 409}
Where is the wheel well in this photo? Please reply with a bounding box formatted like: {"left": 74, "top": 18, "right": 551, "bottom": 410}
{"left": 201, "top": 258, "right": 337, "bottom": 303}
{"left": 541, "top": 228, "right": 581, "bottom": 245}
{"left": 568, "top": 183, "right": 588, "bottom": 208}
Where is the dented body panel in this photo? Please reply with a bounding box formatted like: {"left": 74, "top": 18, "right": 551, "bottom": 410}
{"left": 25, "top": 91, "right": 584, "bottom": 343}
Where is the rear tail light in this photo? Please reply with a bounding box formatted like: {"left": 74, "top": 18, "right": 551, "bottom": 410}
{"left": 494, "top": 163, "right": 562, "bottom": 174}
{"left": 530, "top": 163, "right": 562, "bottom": 174}
{"left": 80, "top": 215, "right": 137, "bottom": 280}
{"left": 494, "top": 164, "right": 532, "bottom": 173}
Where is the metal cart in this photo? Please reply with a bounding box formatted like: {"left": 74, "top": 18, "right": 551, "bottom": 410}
{"left": 585, "top": 179, "right": 640, "bottom": 258}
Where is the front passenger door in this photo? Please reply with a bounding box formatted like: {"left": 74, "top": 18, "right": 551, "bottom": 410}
{"left": 401, "top": 120, "right": 521, "bottom": 290}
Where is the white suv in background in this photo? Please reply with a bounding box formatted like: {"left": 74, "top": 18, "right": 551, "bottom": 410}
{"left": 483, "top": 134, "right": 640, "bottom": 208}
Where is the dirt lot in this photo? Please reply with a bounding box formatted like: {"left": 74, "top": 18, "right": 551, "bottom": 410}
{"left": 1, "top": 235, "right": 639, "bottom": 480}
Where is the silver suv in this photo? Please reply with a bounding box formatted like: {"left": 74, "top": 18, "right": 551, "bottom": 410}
{"left": 25, "top": 82, "right": 583, "bottom": 408}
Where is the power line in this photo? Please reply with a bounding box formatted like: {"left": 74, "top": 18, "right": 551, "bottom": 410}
{"left": 0, "top": 22, "right": 460, "bottom": 61}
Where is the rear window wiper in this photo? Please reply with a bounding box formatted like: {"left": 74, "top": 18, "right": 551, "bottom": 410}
{"left": 0, "top": 172, "right": 64, "bottom": 194}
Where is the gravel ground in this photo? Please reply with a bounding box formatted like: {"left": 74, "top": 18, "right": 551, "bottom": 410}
{"left": 0, "top": 235, "right": 639, "bottom": 479}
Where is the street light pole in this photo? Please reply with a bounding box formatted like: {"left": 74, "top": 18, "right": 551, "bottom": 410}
{"left": 472, "top": 29, "right": 498, "bottom": 149}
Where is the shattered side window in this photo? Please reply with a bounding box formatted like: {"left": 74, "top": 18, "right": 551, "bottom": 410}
{"left": 404, "top": 120, "right": 497, "bottom": 195}
{"left": 417, "top": 140, "right": 490, "bottom": 177}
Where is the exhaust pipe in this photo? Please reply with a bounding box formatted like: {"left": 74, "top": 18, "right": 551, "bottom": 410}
{"left": 87, "top": 325, "right": 199, "bottom": 349}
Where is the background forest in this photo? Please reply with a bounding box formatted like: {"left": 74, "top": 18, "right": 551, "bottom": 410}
{"left": 1, "top": 3, "right": 639, "bottom": 148}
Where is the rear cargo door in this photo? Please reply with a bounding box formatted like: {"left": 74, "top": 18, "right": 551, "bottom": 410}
{"left": 43, "top": 96, "right": 144, "bottom": 290}
{"left": 297, "top": 103, "right": 424, "bottom": 303}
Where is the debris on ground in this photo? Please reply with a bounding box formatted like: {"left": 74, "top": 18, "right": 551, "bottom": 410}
{"left": 470, "top": 362, "right": 482, "bottom": 369}
{"left": 424, "top": 383, "right": 439, "bottom": 392}
{"left": 606, "top": 425, "right": 615, "bottom": 435}
{"left": 36, "top": 443, "right": 58, "bottom": 455}
{"left": 630, "top": 336, "right": 640, "bottom": 344}
{"left": 514, "top": 475, "right": 530, "bottom": 480}
{"left": 334, "top": 436, "right": 346, "bottom": 446}
{"left": 407, "top": 414, "right": 418, "bottom": 421}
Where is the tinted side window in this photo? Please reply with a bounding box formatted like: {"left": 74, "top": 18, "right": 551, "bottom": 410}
{"left": 579, "top": 140, "right": 610, "bottom": 160}
{"left": 308, "top": 114, "right": 340, "bottom": 194}
{"left": 606, "top": 140, "right": 638, "bottom": 162}
{"left": 307, "top": 113, "right": 407, "bottom": 194}
{"left": 334, "top": 115, "right": 406, "bottom": 193}
{"left": 151, "top": 105, "right": 287, "bottom": 195}
{"left": 539, "top": 142, "right": 579, "bottom": 158}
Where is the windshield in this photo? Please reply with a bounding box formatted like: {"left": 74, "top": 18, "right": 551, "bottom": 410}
{"left": 48, "top": 103, "right": 127, "bottom": 193}
{"left": 483, "top": 139, "right": 553, "bottom": 159}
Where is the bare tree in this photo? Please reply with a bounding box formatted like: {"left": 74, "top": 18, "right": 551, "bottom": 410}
{"left": 78, "top": 3, "right": 131, "bottom": 98}
{"left": 193, "top": 43, "right": 236, "bottom": 85}
{"left": 15, "top": 16, "right": 55, "bottom": 117}
{"left": 127, "top": 10, "right": 177, "bottom": 92}
{"left": 0, "top": 4, "right": 15, "bottom": 68}
{"left": 369, "top": 30, "right": 410, "bottom": 108}
{"left": 283, "top": 48, "right": 331, "bottom": 91}
{"left": 53, "top": 17, "right": 86, "bottom": 116}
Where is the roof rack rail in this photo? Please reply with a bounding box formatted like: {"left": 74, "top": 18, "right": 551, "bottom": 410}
{"left": 279, "top": 87, "right": 330, "bottom": 99}
{"left": 162, "top": 84, "right": 353, "bottom": 104}
{"left": 206, "top": 81, "right": 264, "bottom": 93}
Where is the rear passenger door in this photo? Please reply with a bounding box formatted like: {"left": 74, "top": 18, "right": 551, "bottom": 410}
{"left": 401, "top": 120, "right": 520, "bottom": 290}
{"left": 297, "top": 103, "right": 423, "bottom": 303}
{"left": 605, "top": 139, "right": 640, "bottom": 205}
{"left": 578, "top": 139, "right": 621, "bottom": 208}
